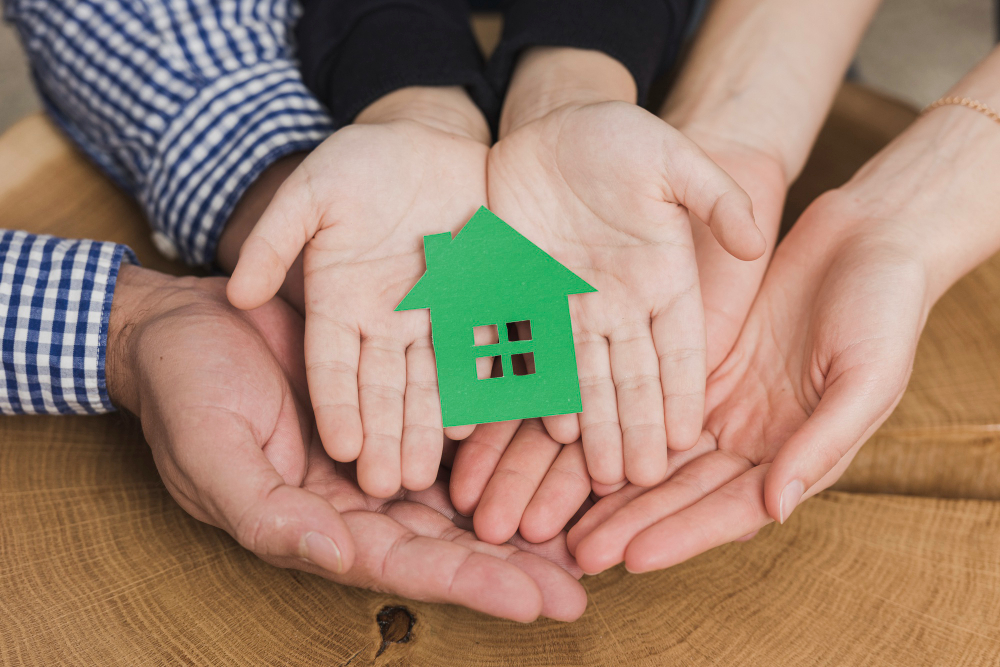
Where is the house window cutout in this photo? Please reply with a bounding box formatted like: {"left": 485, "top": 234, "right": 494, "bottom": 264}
{"left": 506, "top": 320, "right": 532, "bottom": 341}
{"left": 473, "top": 324, "right": 499, "bottom": 346}
{"left": 477, "top": 355, "right": 503, "bottom": 380}
{"left": 512, "top": 352, "right": 535, "bottom": 376}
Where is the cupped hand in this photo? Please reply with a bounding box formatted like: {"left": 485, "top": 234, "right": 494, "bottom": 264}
{"left": 108, "top": 269, "right": 586, "bottom": 622}
{"left": 486, "top": 101, "right": 765, "bottom": 488}
{"left": 107, "top": 268, "right": 357, "bottom": 578}
{"left": 567, "top": 190, "right": 929, "bottom": 574}
{"left": 303, "top": 440, "right": 587, "bottom": 622}
{"left": 228, "top": 94, "right": 489, "bottom": 498}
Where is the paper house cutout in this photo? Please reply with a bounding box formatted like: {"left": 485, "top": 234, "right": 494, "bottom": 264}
{"left": 396, "top": 206, "right": 596, "bottom": 427}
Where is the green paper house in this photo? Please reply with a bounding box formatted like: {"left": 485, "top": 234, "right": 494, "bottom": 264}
{"left": 396, "top": 206, "right": 596, "bottom": 427}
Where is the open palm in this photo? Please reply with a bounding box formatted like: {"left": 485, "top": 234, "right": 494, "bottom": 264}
{"left": 299, "top": 443, "right": 587, "bottom": 623}
{"left": 486, "top": 101, "right": 764, "bottom": 487}
{"left": 566, "top": 193, "right": 929, "bottom": 573}
{"left": 229, "top": 121, "right": 488, "bottom": 498}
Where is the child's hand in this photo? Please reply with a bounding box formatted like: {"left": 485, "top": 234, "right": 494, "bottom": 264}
{"left": 228, "top": 87, "right": 489, "bottom": 498}
{"left": 449, "top": 420, "right": 594, "bottom": 545}
{"left": 488, "top": 100, "right": 765, "bottom": 488}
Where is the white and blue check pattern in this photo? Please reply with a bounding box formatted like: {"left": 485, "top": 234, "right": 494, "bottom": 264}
{"left": 2, "top": 0, "right": 335, "bottom": 414}
{"left": 0, "top": 231, "right": 135, "bottom": 415}
{"left": 5, "top": 0, "right": 334, "bottom": 265}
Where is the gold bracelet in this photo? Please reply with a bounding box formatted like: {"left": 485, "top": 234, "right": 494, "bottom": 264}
{"left": 922, "top": 96, "right": 1000, "bottom": 125}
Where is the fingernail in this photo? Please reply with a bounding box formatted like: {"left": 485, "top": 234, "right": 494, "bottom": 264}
{"left": 778, "top": 480, "right": 805, "bottom": 524}
{"left": 302, "top": 532, "right": 343, "bottom": 573}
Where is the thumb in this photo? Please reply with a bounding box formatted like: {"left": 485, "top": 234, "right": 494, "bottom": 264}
{"left": 763, "top": 366, "right": 904, "bottom": 525}
{"left": 170, "top": 407, "right": 356, "bottom": 575}
{"left": 662, "top": 133, "right": 766, "bottom": 261}
{"left": 228, "top": 167, "right": 318, "bottom": 310}
{"left": 232, "top": 482, "right": 357, "bottom": 576}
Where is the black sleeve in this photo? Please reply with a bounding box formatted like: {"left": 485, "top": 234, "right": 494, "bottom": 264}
{"left": 488, "top": 0, "right": 696, "bottom": 107}
{"left": 296, "top": 0, "right": 497, "bottom": 127}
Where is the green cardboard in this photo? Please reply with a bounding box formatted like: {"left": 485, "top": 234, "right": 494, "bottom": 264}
{"left": 396, "top": 206, "right": 596, "bottom": 427}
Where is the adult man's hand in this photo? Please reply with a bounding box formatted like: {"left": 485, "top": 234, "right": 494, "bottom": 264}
{"left": 106, "top": 268, "right": 586, "bottom": 622}
{"left": 107, "top": 267, "right": 356, "bottom": 576}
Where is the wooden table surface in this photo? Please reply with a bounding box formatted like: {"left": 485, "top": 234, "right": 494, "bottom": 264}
{"left": 2, "top": 85, "right": 1000, "bottom": 666}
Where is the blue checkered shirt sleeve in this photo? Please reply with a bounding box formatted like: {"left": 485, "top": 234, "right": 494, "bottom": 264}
{"left": 4, "top": 0, "right": 334, "bottom": 266}
{"left": 0, "top": 230, "right": 136, "bottom": 415}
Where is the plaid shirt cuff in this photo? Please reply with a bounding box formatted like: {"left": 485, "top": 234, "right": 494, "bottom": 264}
{"left": 142, "top": 60, "right": 333, "bottom": 265}
{"left": 0, "top": 230, "right": 136, "bottom": 415}
{"left": 7, "top": 0, "right": 334, "bottom": 267}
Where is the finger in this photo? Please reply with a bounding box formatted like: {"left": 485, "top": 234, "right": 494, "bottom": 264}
{"left": 591, "top": 479, "right": 628, "bottom": 496}
{"left": 520, "top": 441, "right": 592, "bottom": 544}
{"left": 473, "top": 420, "right": 561, "bottom": 545}
{"left": 608, "top": 321, "right": 667, "bottom": 486}
{"left": 764, "top": 366, "right": 904, "bottom": 525}
{"left": 504, "top": 551, "right": 588, "bottom": 622}
{"left": 566, "top": 429, "right": 718, "bottom": 553}
{"left": 448, "top": 420, "right": 522, "bottom": 515}
{"left": 662, "top": 133, "right": 765, "bottom": 261}
{"left": 306, "top": 314, "right": 363, "bottom": 464}
{"left": 339, "top": 511, "right": 545, "bottom": 623}
{"left": 574, "top": 450, "right": 751, "bottom": 574}
{"left": 444, "top": 424, "right": 476, "bottom": 440}
{"left": 173, "top": 405, "right": 355, "bottom": 576}
{"left": 576, "top": 333, "right": 625, "bottom": 486}
{"left": 508, "top": 531, "right": 584, "bottom": 579}
{"left": 387, "top": 501, "right": 587, "bottom": 622}
{"left": 625, "top": 464, "right": 772, "bottom": 573}
{"left": 356, "top": 334, "right": 407, "bottom": 498}
{"left": 651, "top": 286, "right": 707, "bottom": 452}
{"left": 541, "top": 413, "right": 581, "bottom": 444}
{"left": 566, "top": 484, "right": 645, "bottom": 555}
{"left": 260, "top": 397, "right": 310, "bottom": 487}
{"left": 401, "top": 336, "right": 444, "bottom": 491}
{"left": 228, "top": 169, "right": 318, "bottom": 310}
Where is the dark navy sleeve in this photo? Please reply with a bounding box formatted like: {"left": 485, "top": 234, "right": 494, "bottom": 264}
{"left": 296, "top": 0, "right": 497, "bottom": 128}
{"left": 488, "top": 0, "right": 696, "bottom": 106}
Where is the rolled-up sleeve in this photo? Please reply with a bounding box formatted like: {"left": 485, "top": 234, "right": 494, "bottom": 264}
{"left": 0, "top": 230, "right": 135, "bottom": 415}
{"left": 5, "top": 0, "right": 334, "bottom": 266}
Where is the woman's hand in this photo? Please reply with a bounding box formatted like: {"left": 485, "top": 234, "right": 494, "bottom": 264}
{"left": 567, "top": 189, "right": 932, "bottom": 574}
{"left": 106, "top": 269, "right": 587, "bottom": 623}
{"left": 227, "top": 87, "right": 490, "bottom": 498}
{"left": 568, "top": 42, "right": 1000, "bottom": 577}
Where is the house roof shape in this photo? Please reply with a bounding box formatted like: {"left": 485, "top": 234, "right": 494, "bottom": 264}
{"left": 396, "top": 206, "right": 596, "bottom": 312}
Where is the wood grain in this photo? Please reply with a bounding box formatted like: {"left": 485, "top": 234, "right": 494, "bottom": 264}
{"left": 3, "top": 85, "right": 1000, "bottom": 665}
{"left": 2, "top": 414, "right": 998, "bottom": 665}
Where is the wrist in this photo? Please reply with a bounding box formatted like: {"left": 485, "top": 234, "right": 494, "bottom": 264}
{"left": 106, "top": 264, "right": 176, "bottom": 414}
{"left": 826, "top": 102, "right": 1000, "bottom": 301}
{"left": 499, "top": 47, "right": 636, "bottom": 137}
{"left": 355, "top": 86, "right": 491, "bottom": 144}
